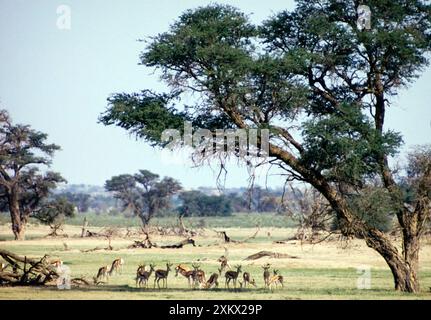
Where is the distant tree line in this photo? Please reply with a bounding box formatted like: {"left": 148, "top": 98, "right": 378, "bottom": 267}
{"left": 51, "top": 175, "right": 285, "bottom": 220}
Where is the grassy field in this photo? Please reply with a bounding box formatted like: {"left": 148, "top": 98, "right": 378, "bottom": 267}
{"left": 0, "top": 212, "right": 298, "bottom": 231}
{"left": 0, "top": 221, "right": 431, "bottom": 300}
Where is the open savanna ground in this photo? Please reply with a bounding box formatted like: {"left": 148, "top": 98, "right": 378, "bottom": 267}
{"left": 0, "top": 220, "right": 431, "bottom": 300}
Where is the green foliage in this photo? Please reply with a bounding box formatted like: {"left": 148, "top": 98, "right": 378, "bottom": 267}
{"left": 300, "top": 103, "right": 403, "bottom": 185}
{"left": 15, "top": 169, "right": 66, "bottom": 214}
{"left": 261, "top": 0, "right": 431, "bottom": 96}
{"left": 32, "top": 197, "right": 75, "bottom": 226}
{"left": 142, "top": 4, "right": 256, "bottom": 81}
{"left": 399, "top": 145, "right": 431, "bottom": 215}
{"left": 59, "top": 211, "right": 296, "bottom": 228}
{"left": 0, "top": 111, "right": 61, "bottom": 167}
{"left": 105, "top": 170, "right": 182, "bottom": 224}
{"left": 178, "top": 190, "right": 232, "bottom": 217}
{"left": 0, "top": 109, "right": 66, "bottom": 238}
{"left": 100, "top": 1, "right": 431, "bottom": 241}
{"left": 57, "top": 192, "right": 90, "bottom": 212}
{"left": 100, "top": 91, "right": 187, "bottom": 147}
{"left": 332, "top": 187, "right": 396, "bottom": 233}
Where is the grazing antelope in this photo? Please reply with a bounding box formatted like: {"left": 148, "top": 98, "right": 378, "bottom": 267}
{"left": 267, "top": 270, "right": 284, "bottom": 289}
{"left": 204, "top": 273, "right": 219, "bottom": 289}
{"left": 154, "top": 262, "right": 173, "bottom": 289}
{"left": 262, "top": 263, "right": 271, "bottom": 287}
{"left": 109, "top": 258, "right": 125, "bottom": 276}
{"left": 191, "top": 263, "right": 206, "bottom": 287}
{"left": 217, "top": 256, "right": 231, "bottom": 273}
{"left": 225, "top": 265, "right": 242, "bottom": 289}
{"left": 95, "top": 265, "right": 110, "bottom": 282}
{"left": 242, "top": 272, "right": 257, "bottom": 288}
{"left": 175, "top": 264, "right": 195, "bottom": 288}
{"left": 136, "top": 263, "right": 155, "bottom": 288}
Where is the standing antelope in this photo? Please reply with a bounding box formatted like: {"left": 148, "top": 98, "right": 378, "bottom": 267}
{"left": 136, "top": 263, "right": 155, "bottom": 288}
{"left": 217, "top": 256, "right": 231, "bottom": 273}
{"left": 175, "top": 264, "right": 195, "bottom": 288}
{"left": 95, "top": 265, "right": 110, "bottom": 283}
{"left": 262, "top": 263, "right": 271, "bottom": 288}
{"left": 191, "top": 263, "right": 206, "bottom": 287}
{"left": 268, "top": 270, "right": 284, "bottom": 289}
{"left": 225, "top": 265, "right": 242, "bottom": 289}
{"left": 242, "top": 272, "right": 257, "bottom": 288}
{"left": 204, "top": 273, "right": 219, "bottom": 289}
{"left": 109, "top": 258, "right": 125, "bottom": 276}
{"left": 217, "top": 247, "right": 231, "bottom": 272}
{"left": 154, "top": 262, "right": 173, "bottom": 289}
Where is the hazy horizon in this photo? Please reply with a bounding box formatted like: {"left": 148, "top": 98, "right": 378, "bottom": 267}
{"left": 1, "top": 0, "right": 430, "bottom": 189}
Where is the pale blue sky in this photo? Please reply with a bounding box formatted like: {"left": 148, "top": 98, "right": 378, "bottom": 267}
{"left": 0, "top": 0, "right": 430, "bottom": 189}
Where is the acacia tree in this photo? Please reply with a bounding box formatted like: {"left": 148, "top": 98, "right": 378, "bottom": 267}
{"left": 105, "top": 170, "right": 182, "bottom": 225}
{"left": 0, "top": 110, "right": 66, "bottom": 240}
{"left": 100, "top": 2, "right": 431, "bottom": 292}
{"left": 32, "top": 197, "right": 75, "bottom": 236}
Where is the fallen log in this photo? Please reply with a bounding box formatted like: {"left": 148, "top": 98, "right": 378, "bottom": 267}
{"left": 159, "top": 238, "right": 196, "bottom": 249}
{"left": 127, "top": 230, "right": 155, "bottom": 249}
{"left": 71, "top": 277, "right": 92, "bottom": 286}
{"left": 128, "top": 240, "right": 153, "bottom": 249}
{"left": 0, "top": 249, "right": 59, "bottom": 286}
{"left": 213, "top": 227, "right": 260, "bottom": 244}
{"left": 244, "top": 250, "right": 299, "bottom": 260}
{"left": 85, "top": 230, "right": 103, "bottom": 237}
{"left": 128, "top": 238, "right": 197, "bottom": 249}
{"left": 80, "top": 246, "right": 113, "bottom": 253}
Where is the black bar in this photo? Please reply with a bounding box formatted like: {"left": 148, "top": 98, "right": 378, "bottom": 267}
{"left": 0, "top": 300, "right": 428, "bottom": 319}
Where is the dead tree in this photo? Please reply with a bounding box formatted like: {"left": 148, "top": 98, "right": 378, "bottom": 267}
{"left": 81, "top": 217, "right": 88, "bottom": 238}
{"left": 213, "top": 227, "right": 260, "bottom": 244}
{"left": 178, "top": 215, "right": 198, "bottom": 237}
{"left": 159, "top": 238, "right": 196, "bottom": 249}
{"left": 281, "top": 185, "right": 333, "bottom": 243}
{"left": 244, "top": 251, "right": 299, "bottom": 260}
{"left": 127, "top": 229, "right": 154, "bottom": 249}
{"left": 0, "top": 249, "right": 59, "bottom": 286}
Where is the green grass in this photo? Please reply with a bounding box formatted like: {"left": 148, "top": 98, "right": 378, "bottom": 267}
{"left": 0, "top": 247, "right": 429, "bottom": 300}
{"left": 1, "top": 222, "right": 430, "bottom": 300}
{"left": 63, "top": 212, "right": 298, "bottom": 229}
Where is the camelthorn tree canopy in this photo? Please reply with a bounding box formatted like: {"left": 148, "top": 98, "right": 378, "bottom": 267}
{"left": 0, "top": 110, "right": 67, "bottom": 240}
{"left": 100, "top": 1, "right": 431, "bottom": 292}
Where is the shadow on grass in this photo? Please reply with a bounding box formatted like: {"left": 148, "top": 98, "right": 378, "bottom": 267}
{"left": 5, "top": 284, "right": 430, "bottom": 299}
{"left": 35, "top": 284, "right": 273, "bottom": 294}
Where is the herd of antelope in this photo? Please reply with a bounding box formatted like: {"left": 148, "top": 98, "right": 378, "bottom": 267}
{"left": 1, "top": 255, "right": 284, "bottom": 290}
{"left": 92, "top": 255, "right": 284, "bottom": 290}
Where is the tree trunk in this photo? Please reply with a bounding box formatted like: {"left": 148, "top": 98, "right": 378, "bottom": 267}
{"left": 314, "top": 179, "right": 421, "bottom": 293}
{"left": 9, "top": 193, "right": 25, "bottom": 241}
{"left": 385, "top": 251, "right": 419, "bottom": 292}
{"left": 400, "top": 225, "right": 420, "bottom": 292}
{"left": 80, "top": 217, "right": 88, "bottom": 238}
{"left": 364, "top": 228, "right": 420, "bottom": 293}
{"left": 138, "top": 212, "right": 150, "bottom": 227}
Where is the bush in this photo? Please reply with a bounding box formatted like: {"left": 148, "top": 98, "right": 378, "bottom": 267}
{"left": 178, "top": 191, "right": 232, "bottom": 217}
